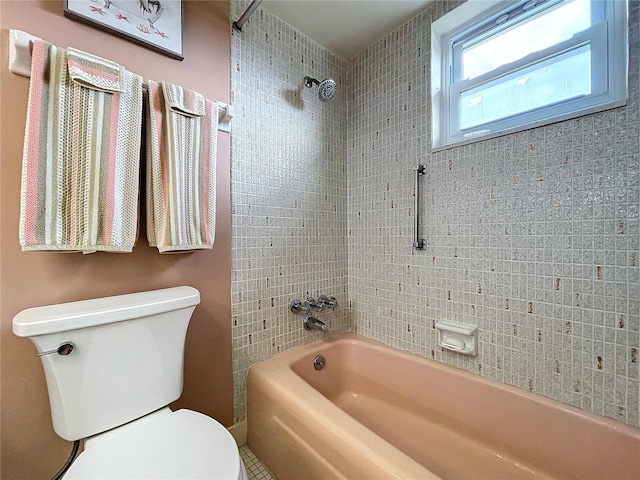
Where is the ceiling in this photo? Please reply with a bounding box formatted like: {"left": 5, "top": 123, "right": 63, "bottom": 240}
{"left": 260, "top": 0, "right": 434, "bottom": 60}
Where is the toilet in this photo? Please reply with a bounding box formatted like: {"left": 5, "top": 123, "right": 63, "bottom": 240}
{"left": 12, "top": 286, "right": 248, "bottom": 480}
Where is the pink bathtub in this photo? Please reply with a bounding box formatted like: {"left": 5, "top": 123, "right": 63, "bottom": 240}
{"left": 247, "top": 333, "right": 640, "bottom": 480}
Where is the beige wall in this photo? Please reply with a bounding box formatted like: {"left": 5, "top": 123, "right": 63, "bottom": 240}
{"left": 0, "top": 1, "right": 232, "bottom": 478}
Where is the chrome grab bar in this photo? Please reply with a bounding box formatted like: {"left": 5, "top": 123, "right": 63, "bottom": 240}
{"left": 413, "top": 164, "right": 426, "bottom": 250}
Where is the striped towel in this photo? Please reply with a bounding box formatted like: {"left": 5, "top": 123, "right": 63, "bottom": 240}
{"left": 146, "top": 80, "right": 218, "bottom": 253}
{"left": 20, "top": 40, "right": 143, "bottom": 252}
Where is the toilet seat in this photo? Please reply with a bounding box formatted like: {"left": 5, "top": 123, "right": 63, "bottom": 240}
{"left": 64, "top": 408, "right": 247, "bottom": 480}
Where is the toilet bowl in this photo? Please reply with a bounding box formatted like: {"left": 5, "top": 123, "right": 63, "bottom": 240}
{"left": 13, "top": 286, "right": 247, "bottom": 480}
{"left": 64, "top": 408, "right": 247, "bottom": 480}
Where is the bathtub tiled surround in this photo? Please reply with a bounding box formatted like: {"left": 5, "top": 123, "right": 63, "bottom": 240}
{"left": 230, "top": 1, "right": 350, "bottom": 422}
{"left": 231, "top": 0, "right": 640, "bottom": 428}
{"left": 348, "top": 0, "right": 639, "bottom": 427}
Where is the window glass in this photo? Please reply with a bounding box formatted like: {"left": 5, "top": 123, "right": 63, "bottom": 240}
{"left": 460, "top": 0, "right": 593, "bottom": 80}
{"left": 459, "top": 44, "right": 591, "bottom": 129}
{"left": 431, "top": 0, "right": 627, "bottom": 149}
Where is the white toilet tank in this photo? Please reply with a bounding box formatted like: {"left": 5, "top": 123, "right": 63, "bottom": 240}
{"left": 12, "top": 286, "right": 200, "bottom": 441}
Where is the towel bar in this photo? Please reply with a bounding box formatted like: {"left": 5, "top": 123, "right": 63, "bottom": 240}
{"left": 7, "top": 29, "right": 234, "bottom": 133}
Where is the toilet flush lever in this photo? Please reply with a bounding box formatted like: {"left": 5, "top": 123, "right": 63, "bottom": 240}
{"left": 38, "top": 343, "right": 75, "bottom": 357}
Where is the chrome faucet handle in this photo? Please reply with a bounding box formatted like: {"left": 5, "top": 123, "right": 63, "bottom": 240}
{"left": 290, "top": 299, "right": 309, "bottom": 315}
{"left": 318, "top": 295, "right": 337, "bottom": 309}
{"left": 306, "top": 296, "right": 324, "bottom": 311}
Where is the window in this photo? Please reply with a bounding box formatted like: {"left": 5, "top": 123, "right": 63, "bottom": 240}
{"left": 431, "top": 0, "right": 628, "bottom": 149}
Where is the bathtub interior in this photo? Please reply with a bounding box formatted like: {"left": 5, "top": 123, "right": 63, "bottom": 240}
{"left": 249, "top": 338, "right": 437, "bottom": 480}
{"left": 288, "top": 336, "right": 640, "bottom": 480}
{"left": 291, "top": 342, "right": 556, "bottom": 479}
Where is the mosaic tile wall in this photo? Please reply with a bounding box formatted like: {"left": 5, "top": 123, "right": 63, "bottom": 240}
{"left": 348, "top": 1, "right": 640, "bottom": 426}
{"left": 230, "top": 0, "right": 350, "bottom": 422}
{"left": 231, "top": 0, "right": 639, "bottom": 427}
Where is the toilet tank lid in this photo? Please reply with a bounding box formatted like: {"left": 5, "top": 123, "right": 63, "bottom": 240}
{"left": 12, "top": 286, "right": 200, "bottom": 337}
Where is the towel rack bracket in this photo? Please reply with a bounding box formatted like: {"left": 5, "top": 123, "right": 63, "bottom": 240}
{"left": 9, "top": 29, "right": 39, "bottom": 78}
{"left": 7, "top": 29, "right": 233, "bottom": 133}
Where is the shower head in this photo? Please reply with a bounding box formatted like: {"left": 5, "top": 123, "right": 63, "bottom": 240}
{"left": 304, "top": 76, "right": 336, "bottom": 102}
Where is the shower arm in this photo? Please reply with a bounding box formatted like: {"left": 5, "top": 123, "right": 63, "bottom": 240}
{"left": 304, "top": 76, "right": 319, "bottom": 88}
{"left": 233, "top": 0, "right": 264, "bottom": 32}
{"left": 413, "top": 164, "right": 426, "bottom": 250}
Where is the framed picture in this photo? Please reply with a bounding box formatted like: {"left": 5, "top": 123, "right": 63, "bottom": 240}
{"left": 64, "top": 0, "right": 183, "bottom": 60}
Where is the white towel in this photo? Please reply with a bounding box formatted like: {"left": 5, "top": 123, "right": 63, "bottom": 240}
{"left": 146, "top": 80, "right": 218, "bottom": 253}
{"left": 20, "top": 41, "right": 143, "bottom": 252}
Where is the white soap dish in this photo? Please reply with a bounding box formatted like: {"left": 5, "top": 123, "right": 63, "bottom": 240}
{"left": 435, "top": 321, "right": 477, "bottom": 356}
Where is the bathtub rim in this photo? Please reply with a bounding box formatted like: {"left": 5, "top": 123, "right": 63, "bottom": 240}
{"left": 266, "top": 333, "right": 639, "bottom": 435}
{"left": 247, "top": 332, "right": 640, "bottom": 480}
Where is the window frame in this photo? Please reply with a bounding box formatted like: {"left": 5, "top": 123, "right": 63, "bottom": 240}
{"left": 431, "top": 0, "right": 629, "bottom": 150}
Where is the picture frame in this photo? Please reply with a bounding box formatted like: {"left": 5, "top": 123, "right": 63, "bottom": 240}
{"left": 64, "top": 0, "right": 183, "bottom": 60}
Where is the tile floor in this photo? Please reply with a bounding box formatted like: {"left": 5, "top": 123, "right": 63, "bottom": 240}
{"left": 240, "top": 445, "right": 277, "bottom": 480}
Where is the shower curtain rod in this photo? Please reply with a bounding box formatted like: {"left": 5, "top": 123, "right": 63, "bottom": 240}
{"left": 233, "top": 0, "right": 264, "bottom": 32}
{"left": 7, "top": 29, "right": 234, "bottom": 133}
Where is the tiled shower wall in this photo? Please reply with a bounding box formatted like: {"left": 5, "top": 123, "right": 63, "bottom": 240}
{"left": 231, "top": 0, "right": 640, "bottom": 427}
{"left": 230, "top": 1, "right": 350, "bottom": 422}
{"left": 349, "top": 1, "right": 640, "bottom": 426}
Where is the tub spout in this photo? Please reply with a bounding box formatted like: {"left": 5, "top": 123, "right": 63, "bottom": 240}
{"left": 303, "top": 315, "right": 328, "bottom": 334}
